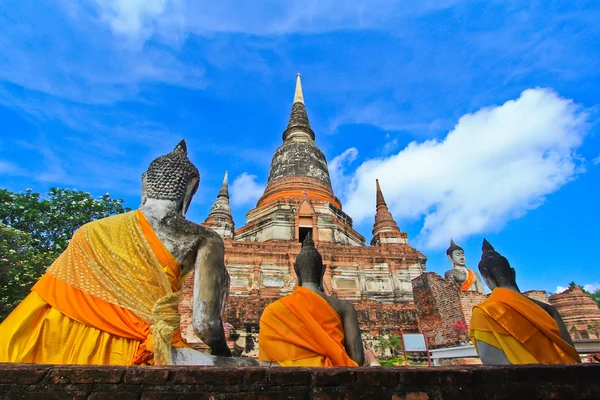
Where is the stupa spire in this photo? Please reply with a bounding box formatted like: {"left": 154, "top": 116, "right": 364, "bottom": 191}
{"left": 203, "top": 171, "right": 234, "bottom": 238}
{"left": 283, "top": 73, "right": 315, "bottom": 142}
{"left": 293, "top": 72, "right": 304, "bottom": 104}
{"left": 376, "top": 179, "right": 386, "bottom": 206}
{"left": 371, "top": 179, "right": 406, "bottom": 246}
{"left": 217, "top": 171, "right": 229, "bottom": 199}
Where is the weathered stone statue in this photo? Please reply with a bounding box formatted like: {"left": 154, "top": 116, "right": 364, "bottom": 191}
{"left": 0, "top": 140, "right": 256, "bottom": 366}
{"left": 469, "top": 239, "right": 581, "bottom": 365}
{"left": 258, "top": 233, "right": 365, "bottom": 366}
{"left": 444, "top": 239, "right": 485, "bottom": 294}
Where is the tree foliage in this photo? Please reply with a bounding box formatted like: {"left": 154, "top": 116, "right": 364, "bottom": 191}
{"left": 0, "top": 188, "right": 130, "bottom": 320}
{"left": 569, "top": 281, "right": 600, "bottom": 309}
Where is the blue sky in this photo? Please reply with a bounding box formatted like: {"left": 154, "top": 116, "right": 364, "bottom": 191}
{"left": 1, "top": 1, "right": 599, "bottom": 294}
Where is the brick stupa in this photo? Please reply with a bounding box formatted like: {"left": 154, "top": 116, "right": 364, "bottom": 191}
{"left": 549, "top": 285, "right": 600, "bottom": 339}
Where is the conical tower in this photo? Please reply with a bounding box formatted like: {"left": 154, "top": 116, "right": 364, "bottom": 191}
{"left": 203, "top": 172, "right": 235, "bottom": 238}
{"left": 371, "top": 179, "right": 408, "bottom": 246}
{"left": 235, "top": 74, "right": 365, "bottom": 245}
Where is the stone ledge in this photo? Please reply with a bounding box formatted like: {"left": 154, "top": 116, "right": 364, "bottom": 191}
{"left": 0, "top": 364, "right": 599, "bottom": 399}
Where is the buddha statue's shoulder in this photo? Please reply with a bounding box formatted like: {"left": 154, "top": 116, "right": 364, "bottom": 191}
{"left": 324, "top": 295, "right": 356, "bottom": 320}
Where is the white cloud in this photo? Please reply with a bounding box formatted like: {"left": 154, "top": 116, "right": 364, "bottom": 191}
{"left": 339, "top": 88, "right": 588, "bottom": 249}
{"left": 230, "top": 173, "right": 264, "bottom": 206}
{"left": 593, "top": 155, "right": 600, "bottom": 165}
{"left": 89, "top": 0, "right": 462, "bottom": 41}
{"left": 584, "top": 283, "right": 600, "bottom": 293}
{"left": 329, "top": 147, "right": 358, "bottom": 197}
{"left": 555, "top": 283, "right": 600, "bottom": 294}
{"left": 555, "top": 286, "right": 568, "bottom": 294}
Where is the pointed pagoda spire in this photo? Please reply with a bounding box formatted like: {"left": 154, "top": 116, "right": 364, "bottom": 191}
{"left": 217, "top": 171, "right": 229, "bottom": 199}
{"left": 282, "top": 73, "right": 315, "bottom": 142}
{"left": 204, "top": 171, "right": 234, "bottom": 238}
{"left": 293, "top": 72, "right": 304, "bottom": 104}
{"left": 371, "top": 179, "right": 405, "bottom": 246}
{"left": 376, "top": 179, "right": 386, "bottom": 206}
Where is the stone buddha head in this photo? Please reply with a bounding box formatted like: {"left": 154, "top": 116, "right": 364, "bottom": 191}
{"left": 478, "top": 239, "right": 519, "bottom": 291}
{"left": 140, "top": 140, "right": 200, "bottom": 217}
{"left": 294, "top": 232, "right": 326, "bottom": 292}
{"left": 446, "top": 239, "right": 466, "bottom": 269}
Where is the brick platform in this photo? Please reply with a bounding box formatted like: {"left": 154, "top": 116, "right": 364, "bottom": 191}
{"left": 1, "top": 364, "right": 599, "bottom": 399}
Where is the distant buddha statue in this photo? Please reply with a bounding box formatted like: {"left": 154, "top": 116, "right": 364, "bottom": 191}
{"left": 469, "top": 239, "right": 581, "bottom": 365}
{"left": 258, "top": 232, "right": 365, "bottom": 367}
{"left": 444, "top": 239, "right": 485, "bottom": 294}
{"left": 0, "top": 140, "right": 255, "bottom": 366}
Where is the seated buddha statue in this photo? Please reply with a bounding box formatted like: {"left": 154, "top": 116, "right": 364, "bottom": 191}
{"left": 469, "top": 239, "right": 581, "bottom": 365}
{"left": 258, "top": 233, "right": 365, "bottom": 367}
{"left": 0, "top": 140, "right": 255, "bottom": 366}
{"left": 444, "top": 239, "right": 485, "bottom": 293}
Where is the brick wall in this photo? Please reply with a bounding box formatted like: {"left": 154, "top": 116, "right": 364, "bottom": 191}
{"left": 1, "top": 364, "right": 599, "bottom": 399}
{"left": 523, "top": 290, "right": 550, "bottom": 304}
{"left": 412, "top": 273, "right": 485, "bottom": 348}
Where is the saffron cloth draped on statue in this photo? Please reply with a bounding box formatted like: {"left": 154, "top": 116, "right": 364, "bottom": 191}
{"left": 0, "top": 210, "right": 189, "bottom": 365}
{"left": 258, "top": 287, "right": 358, "bottom": 367}
{"left": 460, "top": 270, "right": 475, "bottom": 291}
{"left": 469, "top": 288, "right": 580, "bottom": 364}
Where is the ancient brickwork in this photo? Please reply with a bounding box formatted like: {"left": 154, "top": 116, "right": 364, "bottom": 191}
{"left": 179, "top": 238, "right": 425, "bottom": 357}
{"left": 549, "top": 286, "right": 600, "bottom": 339}
{"left": 458, "top": 290, "right": 487, "bottom": 328}
{"left": 2, "top": 364, "right": 599, "bottom": 399}
{"left": 523, "top": 290, "right": 550, "bottom": 304}
{"left": 411, "top": 273, "right": 485, "bottom": 348}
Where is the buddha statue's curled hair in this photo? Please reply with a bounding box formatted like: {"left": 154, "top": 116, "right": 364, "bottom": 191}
{"left": 144, "top": 140, "right": 200, "bottom": 201}
{"left": 295, "top": 232, "right": 323, "bottom": 284}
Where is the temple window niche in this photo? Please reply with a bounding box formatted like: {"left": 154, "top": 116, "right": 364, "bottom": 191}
{"left": 298, "top": 226, "right": 312, "bottom": 243}
{"left": 296, "top": 200, "right": 315, "bottom": 243}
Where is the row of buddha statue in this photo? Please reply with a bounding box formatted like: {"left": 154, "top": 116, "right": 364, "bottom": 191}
{"left": 0, "top": 141, "right": 581, "bottom": 366}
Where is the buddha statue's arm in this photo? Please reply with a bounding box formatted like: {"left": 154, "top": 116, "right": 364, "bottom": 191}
{"left": 340, "top": 303, "right": 365, "bottom": 366}
{"left": 192, "top": 230, "right": 232, "bottom": 357}
{"left": 531, "top": 299, "right": 575, "bottom": 347}
{"left": 444, "top": 270, "right": 456, "bottom": 283}
{"left": 476, "top": 339, "right": 511, "bottom": 365}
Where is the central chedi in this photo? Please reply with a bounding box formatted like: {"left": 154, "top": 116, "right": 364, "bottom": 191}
{"left": 236, "top": 74, "right": 364, "bottom": 245}
{"left": 179, "top": 75, "right": 427, "bottom": 357}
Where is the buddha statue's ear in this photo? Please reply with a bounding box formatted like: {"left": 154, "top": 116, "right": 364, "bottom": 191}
{"left": 140, "top": 172, "right": 148, "bottom": 208}
{"left": 293, "top": 263, "right": 302, "bottom": 286}
{"left": 319, "top": 263, "right": 326, "bottom": 292}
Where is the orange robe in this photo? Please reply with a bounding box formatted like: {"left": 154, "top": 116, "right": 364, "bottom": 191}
{"left": 461, "top": 270, "right": 475, "bottom": 291}
{"left": 258, "top": 287, "right": 358, "bottom": 367}
{"left": 469, "top": 288, "right": 580, "bottom": 364}
{"left": 0, "top": 210, "right": 188, "bottom": 365}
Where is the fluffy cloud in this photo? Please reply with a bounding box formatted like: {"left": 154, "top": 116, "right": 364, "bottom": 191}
{"left": 340, "top": 88, "right": 588, "bottom": 249}
{"left": 593, "top": 155, "right": 600, "bottom": 165}
{"left": 230, "top": 173, "right": 264, "bottom": 206}
{"left": 584, "top": 283, "right": 600, "bottom": 293}
{"left": 329, "top": 147, "right": 359, "bottom": 197}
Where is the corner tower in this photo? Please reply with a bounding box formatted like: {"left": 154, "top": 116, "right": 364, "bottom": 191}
{"left": 235, "top": 74, "right": 365, "bottom": 245}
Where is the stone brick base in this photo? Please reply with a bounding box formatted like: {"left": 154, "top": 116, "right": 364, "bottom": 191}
{"left": 1, "top": 364, "right": 599, "bottom": 399}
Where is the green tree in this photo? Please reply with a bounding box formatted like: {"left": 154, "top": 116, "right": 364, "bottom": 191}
{"left": 378, "top": 334, "right": 404, "bottom": 358}
{"left": 569, "top": 282, "right": 600, "bottom": 309}
{"left": 0, "top": 188, "right": 130, "bottom": 320}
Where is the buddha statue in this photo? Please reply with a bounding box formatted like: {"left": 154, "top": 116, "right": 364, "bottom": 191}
{"left": 469, "top": 239, "right": 580, "bottom": 365}
{"left": 258, "top": 232, "right": 365, "bottom": 367}
{"left": 444, "top": 239, "right": 485, "bottom": 294}
{"left": 0, "top": 140, "right": 256, "bottom": 366}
